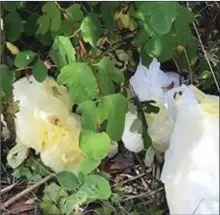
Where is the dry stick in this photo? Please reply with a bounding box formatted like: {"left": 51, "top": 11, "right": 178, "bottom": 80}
{"left": 183, "top": 47, "right": 194, "bottom": 85}
{"left": 122, "top": 187, "right": 164, "bottom": 202}
{"left": 2, "top": 174, "right": 54, "bottom": 209}
{"left": 113, "top": 173, "right": 145, "bottom": 187}
{"left": 172, "top": 57, "right": 182, "bottom": 85}
{"left": 187, "top": 2, "right": 220, "bottom": 93}
{"left": 0, "top": 183, "right": 18, "bottom": 195}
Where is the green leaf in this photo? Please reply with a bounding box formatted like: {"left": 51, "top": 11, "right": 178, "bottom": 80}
{"left": 7, "top": 144, "right": 29, "bottom": 169}
{"left": 66, "top": 4, "right": 84, "bottom": 23}
{"left": 24, "top": 14, "right": 38, "bottom": 36}
{"left": 144, "top": 146, "right": 155, "bottom": 167}
{"left": 157, "top": 31, "right": 177, "bottom": 62}
{"left": 64, "top": 174, "right": 111, "bottom": 214}
{"left": 83, "top": 174, "right": 111, "bottom": 200}
{"left": 100, "top": 2, "right": 118, "bottom": 30}
{"left": 0, "top": 65, "right": 14, "bottom": 101}
{"left": 149, "top": 2, "right": 178, "bottom": 34}
{"left": 40, "top": 201, "right": 61, "bottom": 215}
{"left": 42, "top": 2, "right": 61, "bottom": 31}
{"left": 79, "top": 130, "right": 111, "bottom": 161}
{"left": 75, "top": 157, "right": 101, "bottom": 175}
{"left": 32, "top": 58, "right": 48, "bottom": 82}
{"left": 37, "top": 15, "right": 50, "bottom": 35}
{"left": 58, "top": 62, "right": 98, "bottom": 104}
{"left": 80, "top": 13, "right": 101, "bottom": 48}
{"left": 130, "top": 117, "right": 143, "bottom": 134}
{"left": 141, "top": 101, "right": 160, "bottom": 114}
{"left": 134, "top": 28, "right": 150, "bottom": 45}
{"left": 97, "top": 94, "right": 127, "bottom": 141}
{"left": 57, "top": 171, "right": 80, "bottom": 190}
{"left": 4, "top": 11, "right": 23, "bottom": 42}
{"left": 94, "top": 57, "right": 125, "bottom": 95}
{"left": 77, "top": 101, "right": 97, "bottom": 131}
{"left": 42, "top": 182, "right": 67, "bottom": 203}
{"left": 50, "top": 36, "right": 76, "bottom": 69}
{"left": 145, "top": 37, "right": 162, "bottom": 58}
{"left": 41, "top": 183, "right": 67, "bottom": 215}
{"left": 135, "top": 2, "right": 178, "bottom": 35}
{"left": 14, "top": 51, "right": 37, "bottom": 68}
{"left": 59, "top": 20, "right": 76, "bottom": 36}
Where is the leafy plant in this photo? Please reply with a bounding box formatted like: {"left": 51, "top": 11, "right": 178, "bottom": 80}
{"left": 2, "top": 1, "right": 215, "bottom": 214}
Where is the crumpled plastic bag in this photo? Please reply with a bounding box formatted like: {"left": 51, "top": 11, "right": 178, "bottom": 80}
{"left": 13, "top": 75, "right": 73, "bottom": 153}
{"left": 10, "top": 75, "right": 117, "bottom": 172}
{"left": 122, "top": 112, "right": 144, "bottom": 153}
{"left": 161, "top": 84, "right": 219, "bottom": 215}
{"left": 122, "top": 58, "right": 181, "bottom": 153}
{"left": 9, "top": 75, "right": 84, "bottom": 172}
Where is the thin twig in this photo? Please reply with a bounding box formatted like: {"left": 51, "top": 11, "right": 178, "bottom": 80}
{"left": 187, "top": 2, "right": 220, "bottom": 93}
{"left": 2, "top": 174, "right": 54, "bottom": 209}
{"left": 183, "top": 47, "right": 194, "bottom": 85}
{"left": 0, "top": 182, "right": 18, "bottom": 195}
{"left": 172, "top": 57, "right": 182, "bottom": 85}
{"left": 122, "top": 187, "right": 164, "bottom": 202}
{"left": 113, "top": 173, "right": 145, "bottom": 187}
{"left": 15, "top": 66, "right": 32, "bottom": 72}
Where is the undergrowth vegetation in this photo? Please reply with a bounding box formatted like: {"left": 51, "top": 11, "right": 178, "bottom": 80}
{"left": 1, "top": 2, "right": 219, "bottom": 215}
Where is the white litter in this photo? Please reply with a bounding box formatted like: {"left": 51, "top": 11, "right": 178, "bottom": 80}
{"left": 9, "top": 75, "right": 118, "bottom": 172}
{"left": 122, "top": 58, "right": 181, "bottom": 153}
{"left": 161, "top": 84, "right": 219, "bottom": 215}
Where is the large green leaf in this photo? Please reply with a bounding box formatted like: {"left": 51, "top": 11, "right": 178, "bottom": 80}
{"left": 97, "top": 94, "right": 127, "bottom": 141}
{"left": 4, "top": 11, "right": 23, "bottom": 42}
{"left": 32, "top": 58, "right": 48, "bottom": 82}
{"left": 80, "top": 13, "right": 101, "bottom": 48}
{"left": 149, "top": 2, "right": 178, "bottom": 34}
{"left": 77, "top": 100, "right": 98, "bottom": 131}
{"left": 94, "top": 57, "right": 125, "bottom": 95}
{"left": 135, "top": 2, "right": 177, "bottom": 35}
{"left": 79, "top": 130, "right": 111, "bottom": 161}
{"left": 49, "top": 36, "right": 76, "bottom": 69}
{"left": 14, "top": 51, "right": 37, "bottom": 68}
{"left": 58, "top": 62, "right": 98, "bottom": 104}
{"left": 57, "top": 171, "right": 80, "bottom": 190}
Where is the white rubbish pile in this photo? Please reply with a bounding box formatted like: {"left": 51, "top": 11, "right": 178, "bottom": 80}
{"left": 8, "top": 58, "right": 219, "bottom": 214}
{"left": 122, "top": 58, "right": 219, "bottom": 214}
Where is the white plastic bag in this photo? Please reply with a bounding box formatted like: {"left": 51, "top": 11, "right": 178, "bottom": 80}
{"left": 11, "top": 75, "right": 118, "bottom": 172}
{"left": 161, "top": 85, "right": 219, "bottom": 214}
{"left": 122, "top": 112, "right": 144, "bottom": 153}
{"left": 10, "top": 76, "right": 84, "bottom": 172}
{"left": 122, "top": 58, "right": 180, "bottom": 153}
{"left": 13, "top": 76, "right": 73, "bottom": 153}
